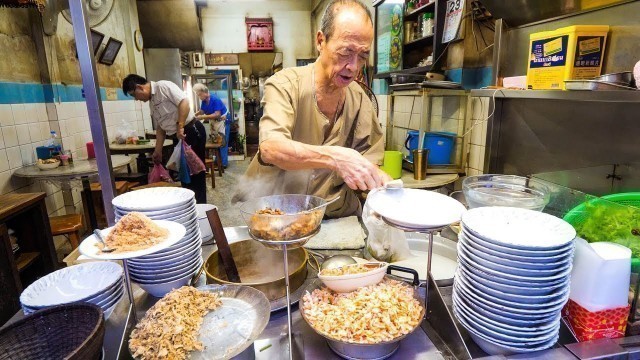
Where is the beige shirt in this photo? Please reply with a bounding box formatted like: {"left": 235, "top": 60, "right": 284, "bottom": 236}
{"left": 240, "top": 64, "right": 384, "bottom": 218}
{"left": 150, "top": 81, "right": 194, "bottom": 136}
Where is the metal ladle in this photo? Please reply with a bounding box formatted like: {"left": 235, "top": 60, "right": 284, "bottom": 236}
{"left": 307, "top": 250, "right": 357, "bottom": 271}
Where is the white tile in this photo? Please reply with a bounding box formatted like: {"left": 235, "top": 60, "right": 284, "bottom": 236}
{"left": 0, "top": 131, "right": 4, "bottom": 149}
{"left": 39, "top": 122, "right": 51, "bottom": 142}
{"left": 0, "top": 170, "right": 12, "bottom": 194}
{"left": 53, "top": 190, "right": 65, "bottom": 210}
{"left": 16, "top": 124, "right": 31, "bottom": 145}
{"left": 29, "top": 123, "right": 42, "bottom": 142}
{"left": 11, "top": 104, "right": 27, "bottom": 125}
{"left": 135, "top": 101, "right": 142, "bottom": 110}
{"left": 74, "top": 102, "right": 88, "bottom": 118}
{"left": 35, "top": 103, "right": 48, "bottom": 122}
{"left": 393, "top": 112, "right": 410, "bottom": 128}
{"left": 58, "top": 119, "right": 68, "bottom": 137}
{"left": 74, "top": 133, "right": 85, "bottom": 150}
{"left": 0, "top": 104, "right": 14, "bottom": 127}
{"left": 44, "top": 194, "right": 56, "bottom": 214}
{"left": 412, "top": 97, "right": 423, "bottom": 114}
{"left": 6, "top": 147, "right": 22, "bottom": 169}
{"left": 20, "top": 144, "right": 34, "bottom": 165}
{"left": 135, "top": 111, "right": 143, "bottom": 121}
{"left": 23, "top": 104, "right": 39, "bottom": 123}
{"left": 408, "top": 113, "right": 421, "bottom": 130}
{"left": 42, "top": 182, "right": 60, "bottom": 196}
{"left": 46, "top": 103, "right": 58, "bottom": 121}
{"left": 2, "top": 126, "right": 18, "bottom": 148}
{"left": 62, "top": 136, "right": 75, "bottom": 152}
{"left": 56, "top": 102, "right": 72, "bottom": 120}
{"left": 0, "top": 149, "right": 8, "bottom": 172}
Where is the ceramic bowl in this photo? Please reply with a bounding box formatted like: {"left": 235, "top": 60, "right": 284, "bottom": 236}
{"left": 137, "top": 272, "right": 195, "bottom": 297}
{"left": 112, "top": 187, "right": 195, "bottom": 211}
{"left": 458, "top": 263, "right": 568, "bottom": 297}
{"left": 129, "top": 249, "right": 202, "bottom": 275}
{"left": 318, "top": 262, "right": 388, "bottom": 293}
{"left": 132, "top": 258, "right": 202, "bottom": 284}
{"left": 36, "top": 159, "right": 61, "bottom": 170}
{"left": 460, "top": 227, "right": 574, "bottom": 258}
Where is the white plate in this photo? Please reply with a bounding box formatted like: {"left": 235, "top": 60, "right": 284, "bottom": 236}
{"left": 458, "top": 240, "right": 572, "bottom": 277}
{"left": 79, "top": 221, "right": 186, "bottom": 260}
{"left": 20, "top": 262, "right": 123, "bottom": 308}
{"left": 115, "top": 199, "right": 196, "bottom": 217}
{"left": 131, "top": 256, "right": 201, "bottom": 281}
{"left": 367, "top": 188, "right": 466, "bottom": 229}
{"left": 130, "top": 234, "right": 201, "bottom": 262}
{"left": 112, "top": 187, "right": 194, "bottom": 211}
{"left": 129, "top": 244, "right": 201, "bottom": 267}
{"left": 129, "top": 249, "right": 202, "bottom": 276}
{"left": 461, "top": 227, "right": 573, "bottom": 258}
{"left": 95, "top": 286, "right": 125, "bottom": 308}
{"left": 132, "top": 258, "right": 203, "bottom": 284}
{"left": 458, "top": 245, "right": 573, "bottom": 283}
{"left": 462, "top": 207, "right": 576, "bottom": 249}
{"left": 458, "top": 263, "right": 569, "bottom": 297}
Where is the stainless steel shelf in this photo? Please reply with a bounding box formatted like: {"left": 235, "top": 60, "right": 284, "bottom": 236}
{"left": 470, "top": 89, "right": 640, "bottom": 102}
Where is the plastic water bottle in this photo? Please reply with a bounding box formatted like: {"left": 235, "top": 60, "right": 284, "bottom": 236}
{"left": 45, "top": 131, "right": 63, "bottom": 155}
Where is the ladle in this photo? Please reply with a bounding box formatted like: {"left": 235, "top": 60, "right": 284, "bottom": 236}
{"left": 307, "top": 250, "right": 357, "bottom": 271}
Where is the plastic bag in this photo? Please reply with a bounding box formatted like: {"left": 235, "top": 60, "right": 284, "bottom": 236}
{"left": 183, "top": 140, "right": 206, "bottom": 175}
{"left": 115, "top": 119, "right": 137, "bottom": 144}
{"left": 166, "top": 140, "right": 182, "bottom": 171}
{"left": 148, "top": 164, "right": 172, "bottom": 184}
{"left": 362, "top": 199, "right": 413, "bottom": 263}
{"left": 178, "top": 141, "right": 191, "bottom": 184}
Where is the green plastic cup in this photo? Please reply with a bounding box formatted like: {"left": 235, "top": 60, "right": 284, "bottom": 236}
{"left": 381, "top": 151, "right": 403, "bottom": 179}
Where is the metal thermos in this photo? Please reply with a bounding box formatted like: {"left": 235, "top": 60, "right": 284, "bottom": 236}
{"left": 413, "top": 149, "right": 428, "bottom": 180}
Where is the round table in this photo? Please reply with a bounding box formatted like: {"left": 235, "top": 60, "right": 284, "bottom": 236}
{"left": 109, "top": 140, "right": 173, "bottom": 173}
{"left": 400, "top": 170, "right": 459, "bottom": 189}
{"left": 13, "top": 155, "right": 132, "bottom": 230}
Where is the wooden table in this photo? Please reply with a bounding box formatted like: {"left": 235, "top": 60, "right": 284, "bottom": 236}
{"left": 13, "top": 156, "right": 132, "bottom": 230}
{"left": 400, "top": 170, "right": 459, "bottom": 189}
{"left": 0, "top": 193, "right": 56, "bottom": 325}
{"left": 109, "top": 140, "right": 172, "bottom": 173}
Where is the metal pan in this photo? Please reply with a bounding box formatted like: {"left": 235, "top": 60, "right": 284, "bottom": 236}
{"left": 300, "top": 265, "right": 425, "bottom": 360}
{"left": 595, "top": 71, "right": 635, "bottom": 87}
{"left": 564, "top": 80, "right": 637, "bottom": 91}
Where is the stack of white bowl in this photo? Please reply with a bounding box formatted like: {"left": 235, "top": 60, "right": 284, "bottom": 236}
{"left": 20, "top": 262, "right": 124, "bottom": 319}
{"left": 112, "top": 187, "right": 202, "bottom": 297}
{"left": 453, "top": 207, "right": 576, "bottom": 356}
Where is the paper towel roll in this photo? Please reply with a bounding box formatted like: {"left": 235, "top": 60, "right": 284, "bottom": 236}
{"left": 569, "top": 238, "right": 631, "bottom": 312}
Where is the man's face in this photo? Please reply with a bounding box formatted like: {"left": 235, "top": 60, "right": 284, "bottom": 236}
{"left": 129, "top": 84, "right": 151, "bottom": 102}
{"left": 197, "top": 92, "right": 208, "bottom": 102}
{"left": 317, "top": 8, "right": 373, "bottom": 88}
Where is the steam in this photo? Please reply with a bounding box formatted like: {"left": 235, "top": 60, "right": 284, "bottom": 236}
{"left": 231, "top": 170, "right": 313, "bottom": 204}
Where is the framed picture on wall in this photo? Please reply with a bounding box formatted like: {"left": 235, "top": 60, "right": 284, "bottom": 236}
{"left": 98, "top": 38, "right": 123, "bottom": 65}
{"left": 91, "top": 30, "right": 105, "bottom": 55}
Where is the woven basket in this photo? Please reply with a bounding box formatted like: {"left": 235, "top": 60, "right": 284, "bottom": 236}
{"left": 0, "top": 303, "right": 104, "bottom": 360}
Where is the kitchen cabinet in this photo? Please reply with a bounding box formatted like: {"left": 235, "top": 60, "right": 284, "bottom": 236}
{"left": 374, "top": 0, "right": 447, "bottom": 78}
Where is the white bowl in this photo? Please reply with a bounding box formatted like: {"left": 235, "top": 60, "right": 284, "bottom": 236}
{"left": 114, "top": 198, "right": 196, "bottom": 217}
{"left": 455, "top": 270, "right": 569, "bottom": 310}
{"left": 129, "top": 249, "right": 202, "bottom": 276}
{"left": 20, "top": 262, "right": 123, "bottom": 308}
{"left": 36, "top": 160, "right": 61, "bottom": 170}
{"left": 84, "top": 277, "right": 124, "bottom": 304}
{"left": 458, "top": 263, "right": 569, "bottom": 297}
{"left": 467, "top": 330, "right": 557, "bottom": 356}
{"left": 458, "top": 241, "right": 571, "bottom": 277}
{"left": 95, "top": 286, "right": 124, "bottom": 308}
{"left": 129, "top": 236, "right": 201, "bottom": 263}
{"left": 132, "top": 258, "right": 202, "bottom": 284}
{"left": 453, "top": 291, "right": 559, "bottom": 327}
{"left": 112, "top": 187, "right": 195, "bottom": 211}
{"left": 460, "top": 226, "right": 574, "bottom": 258}
{"left": 130, "top": 257, "right": 201, "bottom": 281}
{"left": 458, "top": 246, "right": 573, "bottom": 284}
{"left": 318, "top": 262, "right": 388, "bottom": 293}
{"left": 459, "top": 234, "right": 571, "bottom": 271}
{"left": 461, "top": 207, "right": 576, "bottom": 250}
{"left": 137, "top": 272, "right": 194, "bottom": 297}
{"left": 129, "top": 246, "right": 201, "bottom": 268}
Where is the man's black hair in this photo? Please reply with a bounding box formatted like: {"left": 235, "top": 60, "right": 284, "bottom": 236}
{"left": 122, "top": 74, "right": 148, "bottom": 95}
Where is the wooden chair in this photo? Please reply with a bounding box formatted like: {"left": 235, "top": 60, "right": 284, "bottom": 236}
{"left": 205, "top": 158, "right": 215, "bottom": 188}
{"left": 82, "top": 181, "right": 131, "bottom": 229}
{"left": 49, "top": 214, "right": 83, "bottom": 250}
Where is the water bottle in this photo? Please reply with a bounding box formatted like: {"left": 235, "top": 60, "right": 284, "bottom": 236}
{"left": 45, "top": 131, "right": 63, "bottom": 156}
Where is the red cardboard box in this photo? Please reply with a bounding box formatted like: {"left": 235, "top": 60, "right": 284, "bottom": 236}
{"left": 563, "top": 299, "right": 630, "bottom": 342}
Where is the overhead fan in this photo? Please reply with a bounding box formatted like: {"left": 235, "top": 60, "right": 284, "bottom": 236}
{"left": 41, "top": 0, "right": 114, "bottom": 35}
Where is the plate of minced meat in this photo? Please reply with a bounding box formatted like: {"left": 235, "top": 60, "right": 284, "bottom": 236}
{"left": 78, "top": 212, "right": 186, "bottom": 260}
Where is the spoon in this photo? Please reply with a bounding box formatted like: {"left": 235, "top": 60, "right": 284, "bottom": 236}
{"left": 93, "top": 229, "right": 115, "bottom": 253}
{"left": 304, "top": 195, "right": 341, "bottom": 214}
{"left": 307, "top": 250, "right": 357, "bottom": 271}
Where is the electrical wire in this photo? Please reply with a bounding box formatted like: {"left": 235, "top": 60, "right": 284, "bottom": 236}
{"left": 460, "top": 87, "right": 502, "bottom": 139}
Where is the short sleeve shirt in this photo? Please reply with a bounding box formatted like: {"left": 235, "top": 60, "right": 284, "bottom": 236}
{"left": 150, "top": 81, "right": 195, "bottom": 136}
{"left": 239, "top": 63, "right": 384, "bottom": 218}
{"left": 200, "top": 94, "right": 228, "bottom": 135}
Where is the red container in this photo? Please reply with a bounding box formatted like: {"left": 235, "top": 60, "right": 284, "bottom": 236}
{"left": 86, "top": 142, "right": 95, "bottom": 159}
{"left": 563, "top": 299, "right": 630, "bottom": 342}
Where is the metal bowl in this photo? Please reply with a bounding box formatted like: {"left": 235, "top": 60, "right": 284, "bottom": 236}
{"left": 239, "top": 194, "right": 328, "bottom": 244}
{"left": 300, "top": 269, "right": 425, "bottom": 360}
{"left": 462, "top": 174, "right": 550, "bottom": 211}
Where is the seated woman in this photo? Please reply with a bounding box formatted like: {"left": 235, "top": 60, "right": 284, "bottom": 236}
{"left": 192, "top": 83, "right": 231, "bottom": 166}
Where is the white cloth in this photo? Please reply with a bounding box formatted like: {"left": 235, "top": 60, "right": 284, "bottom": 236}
{"left": 304, "top": 216, "right": 366, "bottom": 250}
{"left": 150, "top": 81, "right": 195, "bottom": 136}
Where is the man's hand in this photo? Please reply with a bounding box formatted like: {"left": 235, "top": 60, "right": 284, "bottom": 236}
{"left": 378, "top": 168, "right": 393, "bottom": 184}
{"left": 330, "top": 147, "right": 386, "bottom": 191}
{"left": 176, "top": 127, "right": 186, "bottom": 140}
{"left": 152, "top": 150, "right": 162, "bottom": 164}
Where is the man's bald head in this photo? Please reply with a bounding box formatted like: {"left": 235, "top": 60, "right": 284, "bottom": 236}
{"left": 320, "top": 0, "right": 372, "bottom": 43}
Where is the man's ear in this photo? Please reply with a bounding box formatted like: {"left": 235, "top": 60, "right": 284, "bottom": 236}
{"left": 316, "top": 31, "right": 325, "bottom": 53}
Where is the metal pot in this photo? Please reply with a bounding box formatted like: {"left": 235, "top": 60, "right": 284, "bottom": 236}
{"left": 300, "top": 266, "right": 424, "bottom": 360}
{"left": 204, "top": 239, "right": 308, "bottom": 301}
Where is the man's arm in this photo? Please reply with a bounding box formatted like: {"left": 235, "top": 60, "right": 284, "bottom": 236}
{"left": 196, "top": 110, "right": 222, "bottom": 121}
{"left": 260, "top": 138, "right": 385, "bottom": 191}
{"left": 175, "top": 99, "right": 190, "bottom": 139}
{"left": 152, "top": 127, "right": 166, "bottom": 163}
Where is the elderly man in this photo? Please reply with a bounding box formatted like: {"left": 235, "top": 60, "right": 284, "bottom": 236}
{"left": 192, "top": 83, "right": 231, "bottom": 167}
{"left": 122, "top": 74, "right": 207, "bottom": 203}
{"left": 237, "top": 0, "right": 390, "bottom": 218}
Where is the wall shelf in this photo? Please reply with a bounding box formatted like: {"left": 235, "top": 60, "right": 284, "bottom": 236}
{"left": 404, "top": 1, "right": 436, "bottom": 20}
{"left": 404, "top": 34, "right": 434, "bottom": 47}
{"left": 470, "top": 89, "right": 640, "bottom": 103}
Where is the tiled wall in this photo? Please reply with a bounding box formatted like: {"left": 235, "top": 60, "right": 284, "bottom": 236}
{"left": 466, "top": 96, "right": 490, "bottom": 175}
{"left": 0, "top": 99, "right": 152, "bottom": 217}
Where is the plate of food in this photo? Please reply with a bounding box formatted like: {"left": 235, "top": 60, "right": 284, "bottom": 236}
{"left": 129, "top": 285, "right": 270, "bottom": 360}
{"left": 79, "top": 212, "right": 186, "bottom": 260}
{"left": 36, "top": 158, "right": 60, "bottom": 170}
{"left": 318, "top": 262, "right": 388, "bottom": 293}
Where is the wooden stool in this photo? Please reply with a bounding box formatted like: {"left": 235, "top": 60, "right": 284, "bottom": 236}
{"left": 206, "top": 143, "right": 224, "bottom": 177}
{"left": 205, "top": 158, "right": 215, "bottom": 188}
{"left": 83, "top": 181, "right": 130, "bottom": 229}
{"left": 49, "top": 214, "right": 83, "bottom": 250}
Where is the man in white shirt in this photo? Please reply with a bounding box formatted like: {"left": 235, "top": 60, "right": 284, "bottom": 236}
{"left": 123, "top": 74, "right": 207, "bottom": 203}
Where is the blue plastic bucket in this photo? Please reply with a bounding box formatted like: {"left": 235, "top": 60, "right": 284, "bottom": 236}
{"left": 404, "top": 131, "right": 456, "bottom": 165}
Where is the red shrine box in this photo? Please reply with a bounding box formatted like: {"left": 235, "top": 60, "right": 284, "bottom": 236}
{"left": 246, "top": 17, "right": 274, "bottom": 51}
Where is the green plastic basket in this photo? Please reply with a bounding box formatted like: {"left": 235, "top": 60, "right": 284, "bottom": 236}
{"left": 564, "top": 192, "right": 640, "bottom": 271}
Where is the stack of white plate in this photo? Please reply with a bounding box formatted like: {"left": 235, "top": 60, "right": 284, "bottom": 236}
{"left": 112, "top": 187, "right": 202, "bottom": 297}
{"left": 20, "top": 262, "right": 124, "bottom": 319}
{"left": 453, "top": 207, "right": 576, "bottom": 356}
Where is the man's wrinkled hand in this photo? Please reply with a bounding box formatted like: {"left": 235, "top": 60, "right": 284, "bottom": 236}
{"left": 331, "top": 147, "right": 385, "bottom": 191}
{"left": 176, "top": 127, "right": 186, "bottom": 140}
